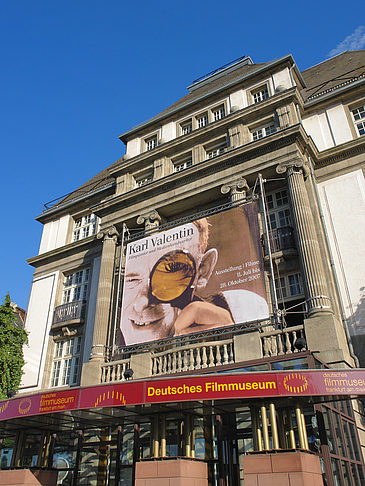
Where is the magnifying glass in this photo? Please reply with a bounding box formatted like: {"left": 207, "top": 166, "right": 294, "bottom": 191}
{"left": 150, "top": 250, "right": 196, "bottom": 306}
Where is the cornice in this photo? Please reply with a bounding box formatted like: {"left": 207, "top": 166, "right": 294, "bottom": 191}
{"left": 110, "top": 87, "right": 300, "bottom": 177}
{"left": 315, "top": 136, "right": 365, "bottom": 167}
{"left": 92, "top": 124, "right": 317, "bottom": 218}
{"left": 27, "top": 235, "right": 101, "bottom": 268}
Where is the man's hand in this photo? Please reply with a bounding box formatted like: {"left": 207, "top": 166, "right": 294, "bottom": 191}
{"left": 173, "top": 301, "right": 234, "bottom": 336}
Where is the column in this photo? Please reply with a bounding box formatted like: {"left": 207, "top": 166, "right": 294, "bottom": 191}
{"left": 221, "top": 177, "right": 249, "bottom": 203}
{"left": 90, "top": 226, "right": 119, "bottom": 359}
{"left": 137, "top": 209, "right": 162, "bottom": 231}
{"left": 277, "top": 160, "right": 331, "bottom": 315}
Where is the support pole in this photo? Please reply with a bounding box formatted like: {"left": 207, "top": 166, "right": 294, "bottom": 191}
{"left": 269, "top": 403, "right": 279, "bottom": 450}
{"left": 295, "top": 404, "right": 306, "bottom": 449}
{"left": 260, "top": 405, "right": 270, "bottom": 450}
{"left": 153, "top": 417, "right": 159, "bottom": 458}
{"left": 191, "top": 417, "right": 196, "bottom": 458}
{"left": 287, "top": 409, "right": 296, "bottom": 449}
{"left": 115, "top": 426, "right": 123, "bottom": 486}
{"left": 160, "top": 416, "right": 166, "bottom": 457}
{"left": 72, "top": 430, "right": 84, "bottom": 486}
{"left": 258, "top": 174, "right": 280, "bottom": 325}
{"left": 185, "top": 415, "right": 191, "bottom": 458}
{"left": 301, "top": 410, "right": 309, "bottom": 450}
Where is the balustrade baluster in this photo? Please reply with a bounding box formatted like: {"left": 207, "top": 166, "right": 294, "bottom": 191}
{"left": 292, "top": 331, "right": 298, "bottom": 352}
{"left": 202, "top": 347, "right": 208, "bottom": 368}
{"left": 189, "top": 349, "right": 194, "bottom": 370}
{"left": 277, "top": 334, "right": 284, "bottom": 355}
{"left": 162, "top": 355, "right": 167, "bottom": 373}
{"left": 177, "top": 351, "right": 182, "bottom": 372}
{"left": 216, "top": 345, "right": 222, "bottom": 366}
{"left": 196, "top": 349, "right": 201, "bottom": 369}
{"left": 284, "top": 331, "right": 291, "bottom": 354}
{"left": 151, "top": 358, "right": 156, "bottom": 375}
{"left": 208, "top": 346, "right": 214, "bottom": 367}
{"left": 223, "top": 344, "right": 228, "bottom": 365}
{"left": 271, "top": 336, "right": 278, "bottom": 355}
{"left": 172, "top": 352, "right": 177, "bottom": 372}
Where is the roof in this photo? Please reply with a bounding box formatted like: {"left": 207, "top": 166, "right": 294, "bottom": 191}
{"left": 301, "top": 50, "right": 365, "bottom": 102}
{"left": 118, "top": 55, "right": 301, "bottom": 142}
{"left": 40, "top": 51, "right": 365, "bottom": 217}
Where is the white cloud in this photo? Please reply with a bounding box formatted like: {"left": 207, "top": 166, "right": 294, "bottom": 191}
{"left": 328, "top": 26, "right": 365, "bottom": 57}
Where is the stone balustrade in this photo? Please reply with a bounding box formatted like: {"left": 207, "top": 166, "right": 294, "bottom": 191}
{"left": 101, "top": 358, "right": 131, "bottom": 383}
{"left": 99, "top": 326, "right": 307, "bottom": 383}
{"left": 261, "top": 325, "right": 307, "bottom": 357}
{"left": 151, "top": 339, "right": 234, "bottom": 376}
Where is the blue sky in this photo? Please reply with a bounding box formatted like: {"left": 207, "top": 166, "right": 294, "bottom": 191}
{"left": 0, "top": 1, "right": 364, "bottom": 309}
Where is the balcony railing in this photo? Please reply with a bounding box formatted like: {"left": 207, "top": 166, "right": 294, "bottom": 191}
{"left": 53, "top": 300, "right": 86, "bottom": 325}
{"left": 265, "top": 226, "right": 296, "bottom": 254}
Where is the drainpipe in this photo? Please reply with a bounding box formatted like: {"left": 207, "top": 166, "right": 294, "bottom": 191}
{"left": 308, "top": 157, "right": 359, "bottom": 367}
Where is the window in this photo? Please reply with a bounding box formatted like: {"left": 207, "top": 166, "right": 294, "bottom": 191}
{"left": 135, "top": 172, "right": 153, "bottom": 188}
{"left": 50, "top": 337, "right": 81, "bottom": 387}
{"left": 205, "top": 140, "right": 227, "bottom": 159}
{"left": 266, "top": 189, "right": 291, "bottom": 229}
{"left": 72, "top": 214, "right": 98, "bottom": 242}
{"left": 145, "top": 136, "right": 157, "bottom": 151}
{"left": 275, "top": 273, "right": 303, "bottom": 299}
{"left": 252, "top": 86, "right": 269, "bottom": 103}
{"left": 62, "top": 269, "right": 89, "bottom": 304}
{"left": 180, "top": 120, "right": 192, "bottom": 135}
{"left": 173, "top": 154, "right": 193, "bottom": 172}
{"left": 212, "top": 105, "right": 225, "bottom": 121}
{"left": 196, "top": 113, "right": 208, "bottom": 128}
{"left": 252, "top": 123, "right": 276, "bottom": 141}
{"left": 351, "top": 104, "right": 365, "bottom": 136}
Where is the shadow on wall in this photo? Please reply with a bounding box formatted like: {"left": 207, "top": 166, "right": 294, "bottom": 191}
{"left": 348, "top": 286, "right": 365, "bottom": 368}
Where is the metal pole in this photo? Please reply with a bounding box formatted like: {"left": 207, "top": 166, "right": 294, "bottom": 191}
{"left": 132, "top": 424, "right": 140, "bottom": 486}
{"left": 295, "top": 404, "right": 306, "bottom": 449}
{"left": 115, "top": 426, "right": 123, "bottom": 486}
{"left": 160, "top": 416, "right": 166, "bottom": 457}
{"left": 258, "top": 174, "right": 280, "bottom": 325}
{"left": 300, "top": 411, "right": 309, "bottom": 450}
{"left": 269, "top": 403, "right": 279, "bottom": 450}
{"left": 153, "top": 417, "right": 159, "bottom": 458}
{"left": 112, "top": 223, "right": 127, "bottom": 352}
{"left": 191, "top": 416, "right": 196, "bottom": 458}
{"left": 72, "top": 430, "right": 83, "bottom": 486}
{"left": 286, "top": 409, "right": 296, "bottom": 449}
{"left": 185, "top": 415, "right": 191, "bottom": 457}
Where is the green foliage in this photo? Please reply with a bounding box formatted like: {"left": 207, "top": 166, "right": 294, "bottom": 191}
{"left": 0, "top": 294, "right": 28, "bottom": 400}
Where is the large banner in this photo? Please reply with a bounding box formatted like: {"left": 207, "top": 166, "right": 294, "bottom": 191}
{"left": 120, "top": 204, "right": 269, "bottom": 346}
{"left": 2, "top": 370, "right": 365, "bottom": 421}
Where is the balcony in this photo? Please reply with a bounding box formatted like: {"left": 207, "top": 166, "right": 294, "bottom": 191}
{"left": 53, "top": 300, "right": 86, "bottom": 325}
{"left": 264, "top": 226, "right": 296, "bottom": 254}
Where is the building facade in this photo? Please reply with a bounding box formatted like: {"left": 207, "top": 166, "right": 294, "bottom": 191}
{"left": 1, "top": 51, "right": 365, "bottom": 486}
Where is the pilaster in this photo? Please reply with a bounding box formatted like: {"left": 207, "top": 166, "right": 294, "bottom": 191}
{"left": 227, "top": 124, "right": 243, "bottom": 149}
{"left": 154, "top": 157, "right": 173, "bottom": 179}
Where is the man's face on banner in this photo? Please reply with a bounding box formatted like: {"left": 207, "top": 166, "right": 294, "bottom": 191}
{"left": 121, "top": 223, "right": 211, "bottom": 345}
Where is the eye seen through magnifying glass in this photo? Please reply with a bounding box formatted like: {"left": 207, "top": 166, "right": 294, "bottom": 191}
{"left": 150, "top": 251, "right": 196, "bottom": 303}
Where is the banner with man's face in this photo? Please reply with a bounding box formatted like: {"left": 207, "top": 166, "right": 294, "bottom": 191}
{"left": 120, "top": 204, "right": 269, "bottom": 345}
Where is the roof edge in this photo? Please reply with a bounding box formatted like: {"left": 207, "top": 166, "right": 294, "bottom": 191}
{"left": 119, "top": 54, "right": 302, "bottom": 143}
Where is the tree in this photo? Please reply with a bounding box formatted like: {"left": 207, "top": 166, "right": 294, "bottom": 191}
{"left": 0, "top": 294, "right": 28, "bottom": 399}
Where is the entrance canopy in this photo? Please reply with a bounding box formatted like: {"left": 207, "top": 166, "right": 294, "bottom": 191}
{"left": 1, "top": 369, "right": 365, "bottom": 425}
